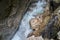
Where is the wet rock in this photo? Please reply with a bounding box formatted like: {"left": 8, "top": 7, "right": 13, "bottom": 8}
{"left": 53, "top": 0, "right": 60, "bottom": 3}
{"left": 0, "top": 0, "right": 31, "bottom": 40}
{"left": 42, "top": 7, "right": 60, "bottom": 39}
{"left": 29, "top": 6, "right": 51, "bottom": 37}
{"left": 29, "top": 14, "right": 43, "bottom": 30}
{"left": 28, "top": 4, "right": 60, "bottom": 40}
{"left": 49, "top": 0, "right": 60, "bottom": 12}
{"left": 57, "top": 31, "right": 60, "bottom": 40}
{"left": 27, "top": 36, "right": 44, "bottom": 40}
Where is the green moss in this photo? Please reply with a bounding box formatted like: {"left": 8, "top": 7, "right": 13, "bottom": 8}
{"left": 53, "top": 0, "right": 60, "bottom": 3}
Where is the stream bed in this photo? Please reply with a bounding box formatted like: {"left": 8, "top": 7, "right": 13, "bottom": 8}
{"left": 12, "top": 0, "right": 47, "bottom": 40}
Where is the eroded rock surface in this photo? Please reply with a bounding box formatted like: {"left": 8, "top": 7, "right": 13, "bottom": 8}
{"left": 0, "top": 0, "right": 31, "bottom": 40}
{"left": 0, "top": 0, "right": 60, "bottom": 40}
{"left": 28, "top": 4, "right": 60, "bottom": 40}
{"left": 28, "top": 5, "right": 51, "bottom": 37}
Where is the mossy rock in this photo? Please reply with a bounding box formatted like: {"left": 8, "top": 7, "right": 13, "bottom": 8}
{"left": 53, "top": 0, "right": 60, "bottom": 3}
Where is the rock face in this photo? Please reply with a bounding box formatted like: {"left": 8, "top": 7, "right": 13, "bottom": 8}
{"left": 0, "top": 0, "right": 11, "bottom": 19}
{"left": 49, "top": 0, "right": 60, "bottom": 12}
{"left": 27, "top": 36, "right": 44, "bottom": 40}
{"left": 28, "top": 3, "right": 60, "bottom": 40}
{"left": 29, "top": 6, "right": 51, "bottom": 37}
{"left": 53, "top": 0, "right": 60, "bottom": 3}
{"left": 0, "top": 0, "right": 31, "bottom": 40}
{"left": 0, "top": 0, "right": 60, "bottom": 40}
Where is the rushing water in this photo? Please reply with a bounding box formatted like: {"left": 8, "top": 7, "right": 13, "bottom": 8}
{"left": 12, "top": 0, "right": 46, "bottom": 40}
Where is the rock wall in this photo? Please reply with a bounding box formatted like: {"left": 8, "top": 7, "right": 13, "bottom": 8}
{"left": 0, "top": 0, "right": 60, "bottom": 40}
{"left": 0, "top": 0, "right": 31, "bottom": 40}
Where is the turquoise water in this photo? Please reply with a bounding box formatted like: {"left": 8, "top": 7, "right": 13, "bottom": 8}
{"left": 12, "top": 0, "right": 46, "bottom": 40}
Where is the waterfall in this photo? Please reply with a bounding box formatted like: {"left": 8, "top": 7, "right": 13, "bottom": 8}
{"left": 12, "top": 0, "right": 46, "bottom": 40}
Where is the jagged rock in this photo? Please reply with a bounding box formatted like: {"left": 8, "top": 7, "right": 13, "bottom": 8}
{"left": 28, "top": 4, "right": 60, "bottom": 40}
{"left": 53, "top": 6, "right": 60, "bottom": 27}
{"left": 53, "top": 0, "right": 60, "bottom": 3}
{"left": 29, "top": 6, "right": 51, "bottom": 37}
{"left": 0, "top": 0, "right": 31, "bottom": 40}
{"left": 49, "top": 0, "right": 60, "bottom": 12}
{"left": 42, "top": 7, "right": 60, "bottom": 39}
{"left": 57, "top": 31, "right": 60, "bottom": 40}
{"left": 27, "top": 36, "right": 44, "bottom": 40}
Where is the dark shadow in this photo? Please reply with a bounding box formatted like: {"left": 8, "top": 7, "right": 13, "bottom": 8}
{"left": 49, "top": 0, "right": 60, "bottom": 12}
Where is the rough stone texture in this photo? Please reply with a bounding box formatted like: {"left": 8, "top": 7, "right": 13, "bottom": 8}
{"left": 0, "top": 0, "right": 11, "bottom": 19}
{"left": 0, "top": 0, "right": 60, "bottom": 40}
{"left": 28, "top": 5, "right": 51, "bottom": 37}
{"left": 53, "top": 0, "right": 60, "bottom": 3}
{"left": 28, "top": 2, "right": 60, "bottom": 40}
{"left": 27, "top": 36, "right": 44, "bottom": 40}
{"left": 0, "top": 0, "right": 31, "bottom": 40}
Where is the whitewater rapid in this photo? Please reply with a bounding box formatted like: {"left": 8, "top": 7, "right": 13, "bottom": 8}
{"left": 12, "top": 0, "right": 46, "bottom": 40}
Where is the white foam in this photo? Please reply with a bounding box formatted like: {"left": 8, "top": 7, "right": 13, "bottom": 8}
{"left": 12, "top": 0, "right": 46, "bottom": 40}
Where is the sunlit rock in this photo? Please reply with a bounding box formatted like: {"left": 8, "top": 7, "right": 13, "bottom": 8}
{"left": 28, "top": 4, "right": 60, "bottom": 40}
{"left": 27, "top": 36, "right": 44, "bottom": 40}
{"left": 57, "top": 31, "right": 60, "bottom": 40}
{"left": 29, "top": 6, "right": 51, "bottom": 37}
